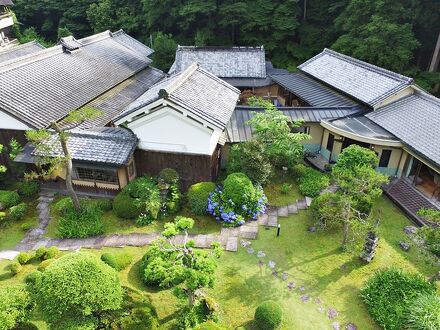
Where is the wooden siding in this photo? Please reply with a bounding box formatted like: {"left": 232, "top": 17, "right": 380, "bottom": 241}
{"left": 135, "top": 147, "right": 220, "bottom": 190}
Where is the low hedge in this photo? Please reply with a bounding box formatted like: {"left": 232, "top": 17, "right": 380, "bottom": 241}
{"left": 101, "top": 252, "right": 133, "bottom": 271}
{"left": 361, "top": 268, "right": 436, "bottom": 330}
{"left": 159, "top": 168, "right": 180, "bottom": 184}
{"left": 254, "top": 300, "right": 282, "bottom": 329}
{"left": 405, "top": 293, "right": 440, "bottom": 330}
{"left": 37, "top": 259, "right": 53, "bottom": 272}
{"left": 17, "top": 181, "right": 39, "bottom": 197}
{"left": 113, "top": 192, "right": 141, "bottom": 219}
{"left": 10, "top": 261, "right": 22, "bottom": 275}
{"left": 58, "top": 203, "right": 104, "bottom": 238}
{"left": 119, "top": 306, "right": 159, "bottom": 330}
{"left": 187, "top": 182, "right": 216, "bottom": 215}
{"left": 298, "top": 168, "right": 330, "bottom": 197}
{"left": 44, "top": 246, "right": 59, "bottom": 260}
{"left": 0, "top": 190, "right": 20, "bottom": 210}
{"left": 17, "top": 252, "right": 33, "bottom": 265}
{"left": 7, "top": 203, "right": 28, "bottom": 221}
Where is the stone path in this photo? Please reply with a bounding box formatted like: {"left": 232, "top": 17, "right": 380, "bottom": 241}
{"left": 258, "top": 198, "right": 312, "bottom": 228}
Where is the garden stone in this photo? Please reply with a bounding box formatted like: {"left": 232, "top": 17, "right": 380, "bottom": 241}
{"left": 247, "top": 247, "right": 254, "bottom": 254}
{"left": 305, "top": 196, "right": 313, "bottom": 207}
{"left": 297, "top": 199, "right": 307, "bottom": 209}
{"left": 308, "top": 226, "right": 317, "bottom": 233}
{"left": 345, "top": 323, "right": 357, "bottom": 330}
{"left": 257, "top": 251, "right": 266, "bottom": 258}
{"left": 399, "top": 241, "right": 410, "bottom": 251}
{"left": 240, "top": 239, "right": 251, "bottom": 247}
{"left": 281, "top": 272, "right": 288, "bottom": 281}
{"left": 287, "top": 204, "right": 298, "bottom": 214}
{"left": 404, "top": 226, "right": 417, "bottom": 235}
{"left": 225, "top": 237, "right": 238, "bottom": 252}
{"left": 272, "top": 271, "right": 278, "bottom": 277}
{"left": 315, "top": 297, "right": 322, "bottom": 305}
{"left": 268, "top": 208, "right": 278, "bottom": 216}
{"left": 317, "top": 306, "right": 325, "bottom": 313}
{"left": 267, "top": 215, "right": 278, "bottom": 227}
{"left": 277, "top": 206, "right": 288, "bottom": 217}
{"left": 332, "top": 322, "right": 341, "bottom": 330}
{"left": 299, "top": 285, "right": 305, "bottom": 291}
{"left": 268, "top": 260, "right": 276, "bottom": 268}
{"left": 258, "top": 260, "right": 264, "bottom": 267}
{"left": 287, "top": 281, "right": 295, "bottom": 290}
{"left": 300, "top": 295, "right": 310, "bottom": 302}
{"left": 257, "top": 214, "right": 268, "bottom": 225}
{"left": 328, "top": 308, "right": 339, "bottom": 319}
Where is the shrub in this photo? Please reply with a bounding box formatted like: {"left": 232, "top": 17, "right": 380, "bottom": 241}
{"left": 280, "top": 183, "right": 292, "bottom": 194}
{"left": 405, "top": 294, "right": 440, "bottom": 330}
{"left": 53, "top": 197, "right": 73, "bottom": 215}
{"left": 20, "top": 223, "right": 33, "bottom": 232}
{"left": 10, "top": 261, "right": 22, "bottom": 275}
{"left": 38, "top": 259, "right": 53, "bottom": 272}
{"left": 0, "top": 285, "right": 33, "bottom": 330}
{"left": 223, "top": 173, "right": 255, "bottom": 206}
{"left": 101, "top": 252, "right": 133, "bottom": 271}
{"left": 187, "top": 182, "right": 216, "bottom": 215}
{"left": 95, "top": 198, "right": 113, "bottom": 212}
{"left": 44, "top": 246, "right": 59, "bottom": 260}
{"left": 254, "top": 301, "right": 282, "bottom": 329}
{"left": 361, "top": 268, "right": 436, "bottom": 330}
{"left": 159, "top": 168, "right": 179, "bottom": 184}
{"left": 113, "top": 192, "right": 141, "bottom": 219}
{"left": 14, "top": 322, "right": 39, "bottom": 330}
{"left": 194, "top": 320, "right": 228, "bottom": 330}
{"left": 119, "top": 306, "right": 159, "bottom": 330}
{"left": 291, "top": 163, "right": 307, "bottom": 178}
{"left": 58, "top": 203, "right": 104, "bottom": 238}
{"left": 310, "top": 193, "right": 342, "bottom": 229}
{"left": 24, "top": 271, "right": 42, "bottom": 292}
{"left": 418, "top": 227, "right": 440, "bottom": 256}
{"left": 17, "top": 252, "right": 33, "bottom": 265}
{"left": 17, "top": 181, "right": 39, "bottom": 197}
{"left": 34, "top": 247, "right": 47, "bottom": 259}
{"left": 0, "top": 190, "right": 20, "bottom": 210}
{"left": 333, "top": 145, "right": 378, "bottom": 171}
{"left": 298, "top": 168, "right": 330, "bottom": 197}
{"left": 7, "top": 203, "right": 28, "bottom": 221}
{"left": 227, "top": 140, "right": 273, "bottom": 185}
{"left": 0, "top": 211, "right": 6, "bottom": 223}
{"left": 417, "top": 208, "right": 440, "bottom": 225}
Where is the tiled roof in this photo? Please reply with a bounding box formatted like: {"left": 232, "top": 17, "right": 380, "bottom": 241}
{"left": 367, "top": 91, "right": 440, "bottom": 168}
{"left": 226, "top": 105, "right": 364, "bottom": 143}
{"left": 298, "top": 48, "right": 413, "bottom": 107}
{"left": 16, "top": 127, "right": 138, "bottom": 166}
{"left": 270, "top": 72, "right": 357, "bottom": 107}
{"left": 0, "top": 0, "right": 13, "bottom": 6}
{"left": 117, "top": 63, "right": 240, "bottom": 129}
{"left": 169, "top": 45, "right": 266, "bottom": 78}
{"left": 0, "top": 41, "right": 45, "bottom": 63}
{"left": 0, "top": 30, "right": 153, "bottom": 128}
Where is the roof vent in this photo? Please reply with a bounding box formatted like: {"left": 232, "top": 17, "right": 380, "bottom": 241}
{"left": 59, "top": 36, "right": 82, "bottom": 53}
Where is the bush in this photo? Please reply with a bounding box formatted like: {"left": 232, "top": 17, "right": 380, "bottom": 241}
{"left": 113, "top": 192, "right": 141, "bottom": 219}
{"left": 0, "top": 190, "right": 20, "bottom": 210}
{"left": 53, "top": 197, "right": 73, "bottom": 215}
{"left": 361, "top": 268, "right": 436, "bottom": 330}
{"left": 17, "top": 252, "right": 33, "bottom": 265}
{"left": 20, "top": 223, "right": 33, "bottom": 232}
{"left": 101, "top": 252, "right": 133, "bottom": 271}
{"left": 58, "top": 203, "right": 104, "bottom": 238}
{"left": 159, "top": 168, "right": 179, "bottom": 184}
{"left": 227, "top": 140, "right": 273, "bottom": 185}
{"left": 405, "top": 294, "right": 440, "bottom": 330}
{"left": 24, "top": 271, "right": 42, "bottom": 289}
{"left": 17, "top": 181, "right": 39, "bottom": 197}
{"left": 0, "top": 212, "right": 6, "bottom": 223}
{"left": 95, "top": 198, "right": 113, "bottom": 212}
{"left": 14, "top": 322, "right": 39, "bottom": 330}
{"left": 298, "top": 168, "right": 330, "bottom": 197}
{"left": 7, "top": 203, "right": 28, "bottom": 221}
{"left": 119, "top": 306, "right": 159, "bottom": 330}
{"left": 34, "top": 247, "right": 48, "bottom": 259}
{"left": 310, "top": 193, "right": 342, "bottom": 229}
{"left": 291, "top": 163, "right": 307, "bottom": 178}
{"left": 10, "top": 261, "right": 22, "bottom": 275}
{"left": 254, "top": 301, "right": 282, "bottom": 329}
{"left": 38, "top": 259, "right": 53, "bottom": 272}
{"left": 187, "top": 182, "right": 216, "bottom": 215}
{"left": 44, "top": 246, "right": 59, "bottom": 260}
{"left": 0, "top": 285, "right": 33, "bottom": 330}
{"left": 280, "top": 183, "right": 291, "bottom": 194}
{"left": 223, "top": 173, "right": 255, "bottom": 206}
{"left": 194, "top": 320, "right": 228, "bottom": 330}
{"left": 333, "top": 145, "right": 378, "bottom": 171}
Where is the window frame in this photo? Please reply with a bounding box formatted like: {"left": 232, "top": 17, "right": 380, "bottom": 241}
{"left": 379, "top": 149, "right": 392, "bottom": 168}
{"left": 72, "top": 166, "right": 118, "bottom": 184}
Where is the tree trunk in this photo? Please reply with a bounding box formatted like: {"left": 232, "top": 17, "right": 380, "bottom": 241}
{"left": 51, "top": 123, "right": 81, "bottom": 212}
{"left": 188, "top": 290, "right": 196, "bottom": 307}
{"left": 428, "top": 31, "right": 440, "bottom": 92}
{"left": 342, "top": 220, "right": 349, "bottom": 250}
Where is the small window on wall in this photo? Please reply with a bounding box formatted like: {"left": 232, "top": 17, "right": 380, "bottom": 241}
{"left": 128, "top": 162, "right": 135, "bottom": 177}
{"left": 379, "top": 149, "right": 392, "bottom": 167}
{"left": 73, "top": 167, "right": 118, "bottom": 184}
{"left": 326, "top": 134, "right": 335, "bottom": 152}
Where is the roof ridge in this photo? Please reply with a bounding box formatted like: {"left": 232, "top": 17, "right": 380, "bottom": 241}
{"left": 0, "top": 40, "right": 44, "bottom": 54}
{"left": 0, "top": 45, "right": 63, "bottom": 73}
{"left": 69, "top": 130, "right": 136, "bottom": 142}
{"left": 166, "top": 62, "right": 199, "bottom": 94}
{"left": 177, "top": 45, "right": 264, "bottom": 52}
{"left": 195, "top": 65, "right": 241, "bottom": 94}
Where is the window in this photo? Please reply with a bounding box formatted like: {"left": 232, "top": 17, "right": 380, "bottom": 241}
{"left": 326, "top": 134, "right": 335, "bottom": 152}
{"left": 379, "top": 150, "right": 392, "bottom": 167}
{"left": 73, "top": 167, "right": 118, "bottom": 184}
{"left": 292, "top": 126, "right": 310, "bottom": 134}
{"left": 128, "top": 162, "right": 135, "bottom": 177}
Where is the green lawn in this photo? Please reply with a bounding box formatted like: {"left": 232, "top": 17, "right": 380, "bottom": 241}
{"left": 1, "top": 197, "right": 438, "bottom": 329}
{"left": 264, "top": 171, "right": 303, "bottom": 206}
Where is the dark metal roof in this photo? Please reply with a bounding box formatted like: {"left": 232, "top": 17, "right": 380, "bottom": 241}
{"left": 117, "top": 63, "right": 240, "bottom": 130}
{"left": 270, "top": 72, "right": 357, "bottom": 107}
{"left": 226, "top": 105, "right": 364, "bottom": 142}
{"left": 367, "top": 91, "right": 440, "bottom": 168}
{"left": 169, "top": 45, "right": 266, "bottom": 78}
{"left": 15, "top": 127, "right": 138, "bottom": 166}
{"left": 298, "top": 48, "right": 413, "bottom": 107}
{"left": 0, "top": 41, "right": 45, "bottom": 63}
{"left": 0, "top": 30, "right": 153, "bottom": 129}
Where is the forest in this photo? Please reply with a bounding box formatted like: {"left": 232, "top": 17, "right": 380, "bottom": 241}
{"left": 11, "top": 0, "right": 440, "bottom": 93}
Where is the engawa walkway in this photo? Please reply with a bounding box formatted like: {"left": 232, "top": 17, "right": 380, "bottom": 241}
{"left": 0, "top": 192, "right": 312, "bottom": 260}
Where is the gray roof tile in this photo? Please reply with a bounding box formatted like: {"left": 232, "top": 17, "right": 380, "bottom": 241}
{"left": 367, "top": 91, "right": 440, "bottom": 168}
{"left": 0, "top": 41, "right": 45, "bottom": 63}
{"left": 298, "top": 48, "right": 413, "bottom": 107}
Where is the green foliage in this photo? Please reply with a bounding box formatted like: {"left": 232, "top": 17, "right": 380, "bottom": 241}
{"left": 9, "top": 261, "right": 22, "bottom": 276}
{"left": 101, "top": 252, "right": 133, "bottom": 271}
{"left": 17, "top": 252, "right": 33, "bottom": 265}
{"left": 34, "top": 247, "right": 48, "bottom": 260}
{"left": 223, "top": 173, "right": 255, "bottom": 206}
{"left": 310, "top": 193, "right": 343, "bottom": 229}
{"left": 187, "top": 182, "right": 216, "bottom": 215}
{"left": 44, "top": 246, "right": 59, "bottom": 260}
{"left": 280, "top": 183, "right": 292, "bottom": 195}
{"left": 0, "top": 144, "right": 5, "bottom": 174}
{"left": 17, "top": 181, "right": 39, "bottom": 197}
{"left": 0, "top": 285, "right": 33, "bottom": 330}
{"left": 361, "top": 268, "right": 436, "bottom": 330}
{"left": 113, "top": 192, "right": 141, "bottom": 219}
{"left": 0, "top": 191, "right": 21, "bottom": 210}
{"left": 298, "top": 168, "right": 330, "bottom": 197}
{"left": 151, "top": 32, "right": 177, "bottom": 71}
{"left": 417, "top": 208, "right": 440, "bottom": 224}
{"left": 95, "top": 198, "right": 113, "bottom": 212}
{"left": 7, "top": 203, "right": 28, "bottom": 221}
{"left": 119, "top": 306, "right": 159, "bottom": 330}
{"left": 38, "top": 259, "right": 53, "bottom": 272}
{"left": 254, "top": 300, "right": 282, "bottom": 329}
{"left": 58, "top": 202, "right": 104, "bottom": 238}
{"left": 333, "top": 145, "right": 378, "bottom": 171}
{"left": 227, "top": 140, "right": 273, "bottom": 185}
{"left": 36, "top": 252, "right": 123, "bottom": 326}
{"left": 404, "top": 294, "right": 440, "bottom": 330}
{"left": 195, "top": 320, "right": 228, "bottom": 330}
{"left": 415, "top": 226, "right": 440, "bottom": 257}
{"left": 291, "top": 163, "right": 307, "bottom": 178}
{"left": 159, "top": 168, "right": 180, "bottom": 184}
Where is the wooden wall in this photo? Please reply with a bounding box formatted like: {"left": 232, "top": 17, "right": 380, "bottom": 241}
{"left": 0, "top": 129, "right": 27, "bottom": 177}
{"left": 134, "top": 147, "right": 220, "bottom": 190}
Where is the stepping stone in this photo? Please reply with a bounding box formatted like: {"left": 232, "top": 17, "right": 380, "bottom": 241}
{"left": 193, "top": 235, "right": 209, "bottom": 248}
{"left": 305, "top": 196, "right": 313, "bottom": 207}
{"left": 0, "top": 250, "right": 19, "bottom": 260}
{"left": 287, "top": 204, "right": 298, "bottom": 214}
{"left": 221, "top": 227, "right": 240, "bottom": 237}
{"left": 268, "top": 208, "right": 278, "bottom": 216}
{"left": 225, "top": 237, "right": 238, "bottom": 252}
{"left": 267, "top": 215, "right": 278, "bottom": 227}
{"left": 257, "top": 251, "right": 266, "bottom": 258}
{"left": 240, "top": 225, "right": 258, "bottom": 239}
{"left": 268, "top": 260, "right": 276, "bottom": 268}
{"left": 247, "top": 247, "right": 254, "bottom": 254}
{"left": 277, "top": 206, "right": 288, "bottom": 217}
{"left": 297, "top": 199, "right": 307, "bottom": 210}
{"left": 332, "top": 322, "right": 340, "bottom": 330}
{"left": 240, "top": 239, "right": 251, "bottom": 247}
{"left": 272, "top": 271, "right": 278, "bottom": 277}
{"left": 281, "top": 272, "right": 288, "bottom": 281}
{"left": 300, "top": 295, "right": 310, "bottom": 302}
{"left": 317, "top": 306, "right": 325, "bottom": 313}
{"left": 299, "top": 285, "right": 306, "bottom": 291}
{"left": 345, "top": 323, "right": 357, "bottom": 330}
{"left": 257, "top": 214, "right": 268, "bottom": 225}
{"left": 315, "top": 297, "right": 323, "bottom": 305}
{"left": 287, "top": 281, "right": 295, "bottom": 290}
{"left": 328, "top": 308, "right": 339, "bottom": 319}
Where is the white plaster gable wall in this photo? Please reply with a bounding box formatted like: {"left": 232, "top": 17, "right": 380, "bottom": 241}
{"left": 0, "top": 110, "right": 30, "bottom": 130}
{"left": 127, "top": 105, "right": 221, "bottom": 155}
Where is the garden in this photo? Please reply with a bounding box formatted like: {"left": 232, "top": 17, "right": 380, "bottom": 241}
{"left": 0, "top": 100, "right": 439, "bottom": 329}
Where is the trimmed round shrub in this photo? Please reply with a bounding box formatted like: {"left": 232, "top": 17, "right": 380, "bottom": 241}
{"left": 120, "top": 306, "right": 159, "bottom": 330}
{"left": 34, "top": 247, "right": 48, "bottom": 260}
{"left": 38, "top": 259, "right": 53, "bottom": 272}
{"left": 9, "top": 261, "right": 22, "bottom": 275}
{"left": 44, "top": 246, "right": 59, "bottom": 260}
{"left": 101, "top": 252, "right": 133, "bottom": 271}
{"left": 223, "top": 173, "right": 255, "bottom": 206}
{"left": 7, "top": 202, "right": 28, "bottom": 221}
{"left": 291, "top": 163, "right": 307, "bottom": 178}
{"left": 58, "top": 203, "right": 104, "bottom": 238}
{"left": 187, "top": 182, "right": 216, "bottom": 215}
{"left": 17, "top": 181, "right": 39, "bottom": 197}
{"left": 361, "top": 268, "right": 436, "bottom": 330}
{"left": 36, "top": 252, "right": 123, "bottom": 325}
{"left": 254, "top": 301, "right": 282, "bottom": 329}
{"left": 0, "top": 190, "right": 20, "bottom": 210}
{"left": 95, "top": 198, "right": 113, "bottom": 212}
{"left": 159, "top": 168, "right": 179, "bottom": 184}
{"left": 113, "top": 192, "right": 141, "bottom": 219}
{"left": 24, "top": 271, "right": 42, "bottom": 289}
{"left": 310, "top": 192, "right": 342, "bottom": 229}
{"left": 17, "top": 251, "right": 33, "bottom": 265}
{"left": 405, "top": 293, "right": 440, "bottom": 330}
{"left": 20, "top": 223, "right": 33, "bottom": 232}
{"left": 298, "top": 168, "right": 330, "bottom": 197}
{"left": 0, "top": 285, "right": 33, "bottom": 330}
